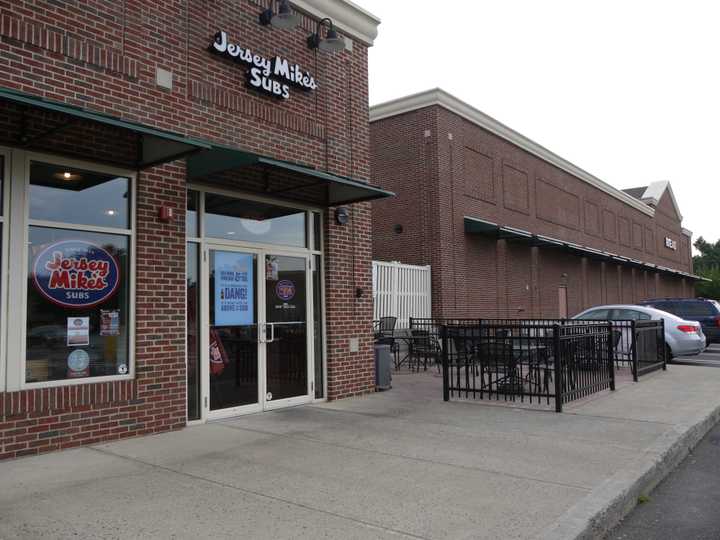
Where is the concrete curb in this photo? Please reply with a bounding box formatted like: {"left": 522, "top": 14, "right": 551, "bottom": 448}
{"left": 536, "top": 401, "right": 720, "bottom": 540}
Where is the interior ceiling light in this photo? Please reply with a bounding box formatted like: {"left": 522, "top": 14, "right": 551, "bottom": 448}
{"left": 307, "top": 17, "right": 345, "bottom": 53}
{"left": 259, "top": 0, "right": 301, "bottom": 30}
{"left": 54, "top": 171, "right": 81, "bottom": 182}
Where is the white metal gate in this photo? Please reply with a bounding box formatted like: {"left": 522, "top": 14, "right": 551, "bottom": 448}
{"left": 372, "top": 261, "right": 432, "bottom": 329}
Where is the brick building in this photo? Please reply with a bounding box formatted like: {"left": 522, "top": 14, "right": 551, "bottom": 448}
{"left": 371, "top": 89, "right": 701, "bottom": 320}
{"left": 0, "top": 0, "right": 388, "bottom": 459}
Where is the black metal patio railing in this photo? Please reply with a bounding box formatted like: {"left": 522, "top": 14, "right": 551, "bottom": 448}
{"left": 407, "top": 317, "right": 666, "bottom": 412}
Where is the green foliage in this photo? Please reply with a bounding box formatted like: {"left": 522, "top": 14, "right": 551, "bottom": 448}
{"left": 637, "top": 494, "right": 651, "bottom": 505}
{"left": 693, "top": 237, "right": 720, "bottom": 273}
{"left": 694, "top": 237, "right": 720, "bottom": 300}
{"left": 695, "top": 267, "right": 720, "bottom": 300}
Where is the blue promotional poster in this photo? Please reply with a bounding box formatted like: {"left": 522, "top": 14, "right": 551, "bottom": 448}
{"left": 214, "top": 252, "right": 254, "bottom": 326}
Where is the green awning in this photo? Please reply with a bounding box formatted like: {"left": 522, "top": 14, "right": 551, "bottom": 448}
{"left": 464, "top": 216, "right": 499, "bottom": 235}
{"left": 187, "top": 144, "right": 394, "bottom": 206}
{"left": 0, "top": 87, "right": 211, "bottom": 169}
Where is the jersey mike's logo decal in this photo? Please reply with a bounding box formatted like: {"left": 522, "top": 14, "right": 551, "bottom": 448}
{"left": 275, "top": 279, "right": 296, "bottom": 302}
{"left": 33, "top": 240, "right": 120, "bottom": 308}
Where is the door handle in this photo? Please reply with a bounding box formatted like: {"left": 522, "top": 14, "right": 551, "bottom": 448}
{"left": 266, "top": 323, "right": 275, "bottom": 343}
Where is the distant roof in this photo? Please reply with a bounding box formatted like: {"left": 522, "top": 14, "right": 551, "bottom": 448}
{"left": 620, "top": 181, "right": 683, "bottom": 221}
{"left": 622, "top": 187, "right": 648, "bottom": 200}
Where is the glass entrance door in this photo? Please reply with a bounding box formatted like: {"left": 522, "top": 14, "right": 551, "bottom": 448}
{"left": 208, "top": 249, "right": 259, "bottom": 412}
{"left": 264, "top": 254, "right": 309, "bottom": 406}
{"left": 206, "top": 248, "right": 311, "bottom": 417}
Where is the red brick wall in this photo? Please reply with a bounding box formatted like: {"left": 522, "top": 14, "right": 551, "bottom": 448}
{"left": 371, "top": 105, "right": 692, "bottom": 319}
{"left": 0, "top": 0, "right": 375, "bottom": 459}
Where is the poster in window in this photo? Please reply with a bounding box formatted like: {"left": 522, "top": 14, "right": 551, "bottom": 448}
{"left": 67, "top": 317, "right": 90, "bottom": 346}
{"left": 100, "top": 309, "right": 120, "bottom": 336}
{"left": 214, "top": 252, "right": 254, "bottom": 326}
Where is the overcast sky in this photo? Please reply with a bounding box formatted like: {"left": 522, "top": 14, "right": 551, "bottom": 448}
{"left": 361, "top": 0, "right": 718, "bottom": 248}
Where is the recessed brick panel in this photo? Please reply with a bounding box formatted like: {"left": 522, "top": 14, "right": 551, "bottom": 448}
{"left": 536, "top": 177, "right": 580, "bottom": 229}
{"left": 502, "top": 162, "right": 530, "bottom": 215}
{"left": 463, "top": 146, "right": 495, "bottom": 203}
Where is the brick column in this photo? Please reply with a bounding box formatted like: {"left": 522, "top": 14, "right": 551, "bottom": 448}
{"left": 324, "top": 203, "right": 375, "bottom": 400}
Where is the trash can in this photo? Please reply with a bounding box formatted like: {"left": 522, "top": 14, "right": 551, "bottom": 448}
{"left": 374, "top": 343, "right": 392, "bottom": 391}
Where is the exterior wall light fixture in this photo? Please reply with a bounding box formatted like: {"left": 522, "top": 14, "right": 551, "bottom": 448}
{"left": 307, "top": 18, "right": 345, "bottom": 53}
{"left": 335, "top": 207, "right": 350, "bottom": 225}
{"left": 259, "top": 0, "right": 301, "bottom": 30}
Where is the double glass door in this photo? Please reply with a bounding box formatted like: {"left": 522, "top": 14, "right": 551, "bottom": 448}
{"left": 207, "top": 246, "right": 311, "bottom": 417}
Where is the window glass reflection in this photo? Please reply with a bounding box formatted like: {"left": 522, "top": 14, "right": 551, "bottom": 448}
{"left": 187, "top": 191, "right": 199, "bottom": 238}
{"left": 205, "top": 194, "right": 306, "bottom": 248}
{"left": 29, "top": 162, "right": 129, "bottom": 228}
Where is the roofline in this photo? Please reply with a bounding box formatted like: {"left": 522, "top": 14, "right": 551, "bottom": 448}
{"left": 369, "top": 88, "right": 656, "bottom": 218}
{"left": 682, "top": 228, "right": 693, "bottom": 238}
{"left": 641, "top": 180, "right": 683, "bottom": 221}
{"left": 292, "top": 0, "right": 380, "bottom": 46}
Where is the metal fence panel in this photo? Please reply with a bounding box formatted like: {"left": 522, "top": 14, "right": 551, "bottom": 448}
{"left": 372, "top": 261, "right": 431, "bottom": 329}
{"left": 424, "top": 318, "right": 666, "bottom": 413}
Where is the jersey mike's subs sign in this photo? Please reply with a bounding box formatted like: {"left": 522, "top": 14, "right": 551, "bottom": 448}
{"left": 33, "top": 240, "right": 120, "bottom": 308}
{"left": 209, "top": 30, "right": 317, "bottom": 100}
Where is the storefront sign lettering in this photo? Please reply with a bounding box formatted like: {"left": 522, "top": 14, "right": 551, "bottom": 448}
{"left": 33, "top": 241, "right": 120, "bottom": 308}
{"left": 209, "top": 30, "right": 317, "bottom": 99}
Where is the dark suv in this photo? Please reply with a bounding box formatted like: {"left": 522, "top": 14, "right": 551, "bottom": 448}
{"left": 638, "top": 298, "right": 720, "bottom": 344}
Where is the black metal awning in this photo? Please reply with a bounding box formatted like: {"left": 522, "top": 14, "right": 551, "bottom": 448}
{"left": 0, "top": 87, "right": 211, "bottom": 169}
{"left": 464, "top": 214, "right": 695, "bottom": 277}
{"left": 187, "top": 144, "right": 394, "bottom": 207}
{"left": 464, "top": 216, "right": 499, "bottom": 234}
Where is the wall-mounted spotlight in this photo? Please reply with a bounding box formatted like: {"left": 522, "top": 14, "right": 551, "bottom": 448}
{"left": 307, "top": 17, "right": 345, "bottom": 53}
{"left": 335, "top": 207, "right": 350, "bottom": 225}
{"left": 259, "top": 0, "right": 301, "bottom": 30}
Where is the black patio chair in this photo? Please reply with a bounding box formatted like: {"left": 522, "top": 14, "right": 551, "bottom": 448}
{"left": 375, "top": 316, "right": 399, "bottom": 366}
{"left": 409, "top": 329, "right": 441, "bottom": 372}
{"left": 477, "top": 340, "right": 520, "bottom": 393}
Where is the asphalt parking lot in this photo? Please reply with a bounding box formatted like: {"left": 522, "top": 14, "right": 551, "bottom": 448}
{"left": 673, "top": 343, "right": 720, "bottom": 367}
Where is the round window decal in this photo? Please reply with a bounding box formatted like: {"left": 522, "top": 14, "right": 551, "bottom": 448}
{"left": 32, "top": 240, "right": 120, "bottom": 309}
{"left": 275, "top": 280, "right": 296, "bottom": 302}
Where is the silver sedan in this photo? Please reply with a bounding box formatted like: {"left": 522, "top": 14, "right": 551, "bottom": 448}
{"left": 573, "top": 304, "right": 706, "bottom": 358}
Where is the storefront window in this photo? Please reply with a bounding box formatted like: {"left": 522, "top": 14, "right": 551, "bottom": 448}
{"left": 313, "top": 212, "right": 322, "bottom": 251}
{"left": 313, "top": 254, "right": 324, "bottom": 399}
{"left": 30, "top": 162, "right": 130, "bottom": 229}
{"left": 204, "top": 193, "right": 306, "bottom": 248}
{"left": 187, "top": 190, "right": 199, "bottom": 238}
{"left": 25, "top": 161, "right": 132, "bottom": 384}
{"left": 186, "top": 242, "right": 201, "bottom": 420}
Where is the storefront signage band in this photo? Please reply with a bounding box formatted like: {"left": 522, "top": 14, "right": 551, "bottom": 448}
{"left": 32, "top": 240, "right": 120, "bottom": 309}
{"left": 209, "top": 30, "right": 317, "bottom": 100}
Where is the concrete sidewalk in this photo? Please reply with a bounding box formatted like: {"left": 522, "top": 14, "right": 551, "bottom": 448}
{"left": 2, "top": 365, "right": 720, "bottom": 540}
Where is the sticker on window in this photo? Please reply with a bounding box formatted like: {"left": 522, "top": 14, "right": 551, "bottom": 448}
{"left": 275, "top": 280, "right": 296, "bottom": 302}
{"left": 67, "top": 349, "right": 90, "bottom": 378}
{"left": 33, "top": 240, "right": 120, "bottom": 308}
{"left": 67, "top": 316, "right": 90, "bottom": 346}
